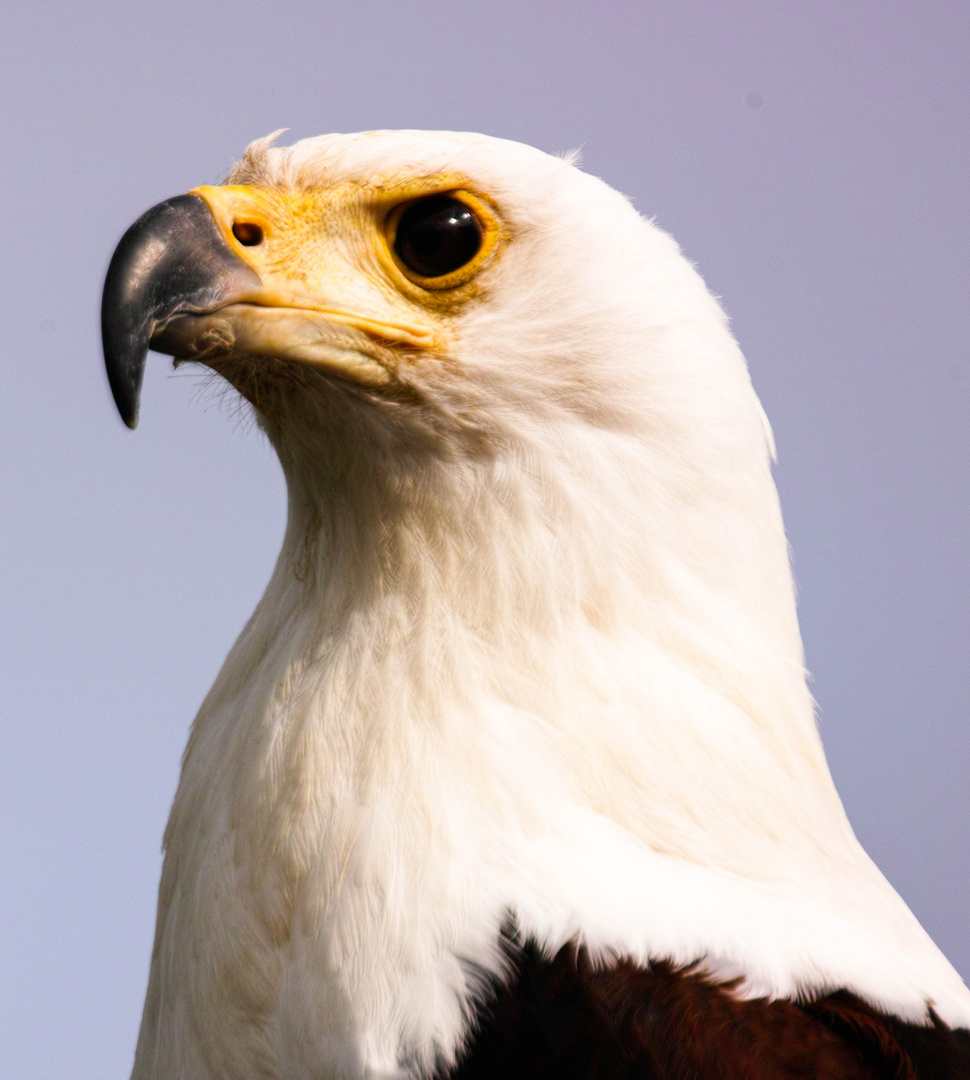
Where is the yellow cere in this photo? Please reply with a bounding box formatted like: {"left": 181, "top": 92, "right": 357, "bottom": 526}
{"left": 189, "top": 178, "right": 506, "bottom": 338}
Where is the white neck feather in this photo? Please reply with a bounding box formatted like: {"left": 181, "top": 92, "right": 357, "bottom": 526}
{"left": 132, "top": 249, "right": 970, "bottom": 1080}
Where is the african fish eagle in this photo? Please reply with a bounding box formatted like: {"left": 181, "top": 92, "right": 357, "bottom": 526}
{"left": 101, "top": 130, "right": 970, "bottom": 1079}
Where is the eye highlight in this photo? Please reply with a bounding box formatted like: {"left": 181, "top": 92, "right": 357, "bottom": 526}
{"left": 391, "top": 194, "right": 484, "bottom": 284}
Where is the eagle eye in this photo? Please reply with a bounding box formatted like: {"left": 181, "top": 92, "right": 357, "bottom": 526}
{"left": 232, "top": 221, "right": 263, "bottom": 247}
{"left": 392, "top": 195, "right": 483, "bottom": 282}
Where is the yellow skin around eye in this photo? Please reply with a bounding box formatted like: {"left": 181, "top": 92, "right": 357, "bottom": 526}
{"left": 193, "top": 179, "right": 504, "bottom": 306}
{"left": 179, "top": 179, "right": 508, "bottom": 387}
{"left": 381, "top": 189, "right": 501, "bottom": 292}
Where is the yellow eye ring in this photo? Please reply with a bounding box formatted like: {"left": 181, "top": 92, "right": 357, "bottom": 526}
{"left": 384, "top": 190, "right": 499, "bottom": 291}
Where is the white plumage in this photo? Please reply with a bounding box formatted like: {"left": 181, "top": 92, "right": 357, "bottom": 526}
{"left": 114, "top": 131, "right": 970, "bottom": 1080}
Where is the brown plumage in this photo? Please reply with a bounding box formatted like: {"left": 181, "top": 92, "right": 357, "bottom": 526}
{"left": 449, "top": 930, "right": 970, "bottom": 1080}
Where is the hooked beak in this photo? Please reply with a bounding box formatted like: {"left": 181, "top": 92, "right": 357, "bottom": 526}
{"left": 101, "top": 189, "right": 438, "bottom": 428}
{"left": 101, "top": 194, "right": 262, "bottom": 429}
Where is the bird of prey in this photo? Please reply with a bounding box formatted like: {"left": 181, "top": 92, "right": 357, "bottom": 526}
{"left": 101, "top": 130, "right": 970, "bottom": 1079}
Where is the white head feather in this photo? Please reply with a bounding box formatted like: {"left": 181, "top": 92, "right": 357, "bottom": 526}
{"left": 130, "top": 130, "right": 970, "bottom": 1080}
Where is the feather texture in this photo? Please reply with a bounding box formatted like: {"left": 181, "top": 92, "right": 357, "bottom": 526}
{"left": 114, "top": 130, "right": 970, "bottom": 1080}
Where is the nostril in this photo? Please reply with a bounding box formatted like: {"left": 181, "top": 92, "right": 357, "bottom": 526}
{"left": 232, "top": 221, "right": 263, "bottom": 246}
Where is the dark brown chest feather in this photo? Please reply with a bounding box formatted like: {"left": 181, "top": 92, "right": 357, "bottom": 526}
{"left": 446, "top": 936, "right": 970, "bottom": 1080}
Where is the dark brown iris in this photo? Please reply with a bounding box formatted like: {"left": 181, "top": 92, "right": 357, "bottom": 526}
{"left": 393, "top": 195, "right": 482, "bottom": 279}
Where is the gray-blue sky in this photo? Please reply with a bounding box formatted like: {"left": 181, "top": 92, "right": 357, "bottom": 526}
{"left": 2, "top": 2, "right": 968, "bottom": 1076}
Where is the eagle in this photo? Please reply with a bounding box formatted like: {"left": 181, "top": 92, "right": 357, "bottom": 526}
{"left": 101, "top": 130, "right": 970, "bottom": 1079}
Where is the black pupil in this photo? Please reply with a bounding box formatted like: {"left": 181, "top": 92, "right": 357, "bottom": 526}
{"left": 393, "top": 195, "right": 482, "bottom": 279}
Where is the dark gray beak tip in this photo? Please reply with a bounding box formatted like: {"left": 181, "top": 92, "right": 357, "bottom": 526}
{"left": 101, "top": 240, "right": 148, "bottom": 430}
{"left": 101, "top": 196, "right": 203, "bottom": 429}
{"left": 100, "top": 300, "right": 144, "bottom": 429}
{"left": 101, "top": 192, "right": 258, "bottom": 429}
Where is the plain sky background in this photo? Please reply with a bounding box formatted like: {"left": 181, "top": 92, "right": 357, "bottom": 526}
{"left": 2, "top": 2, "right": 968, "bottom": 1076}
